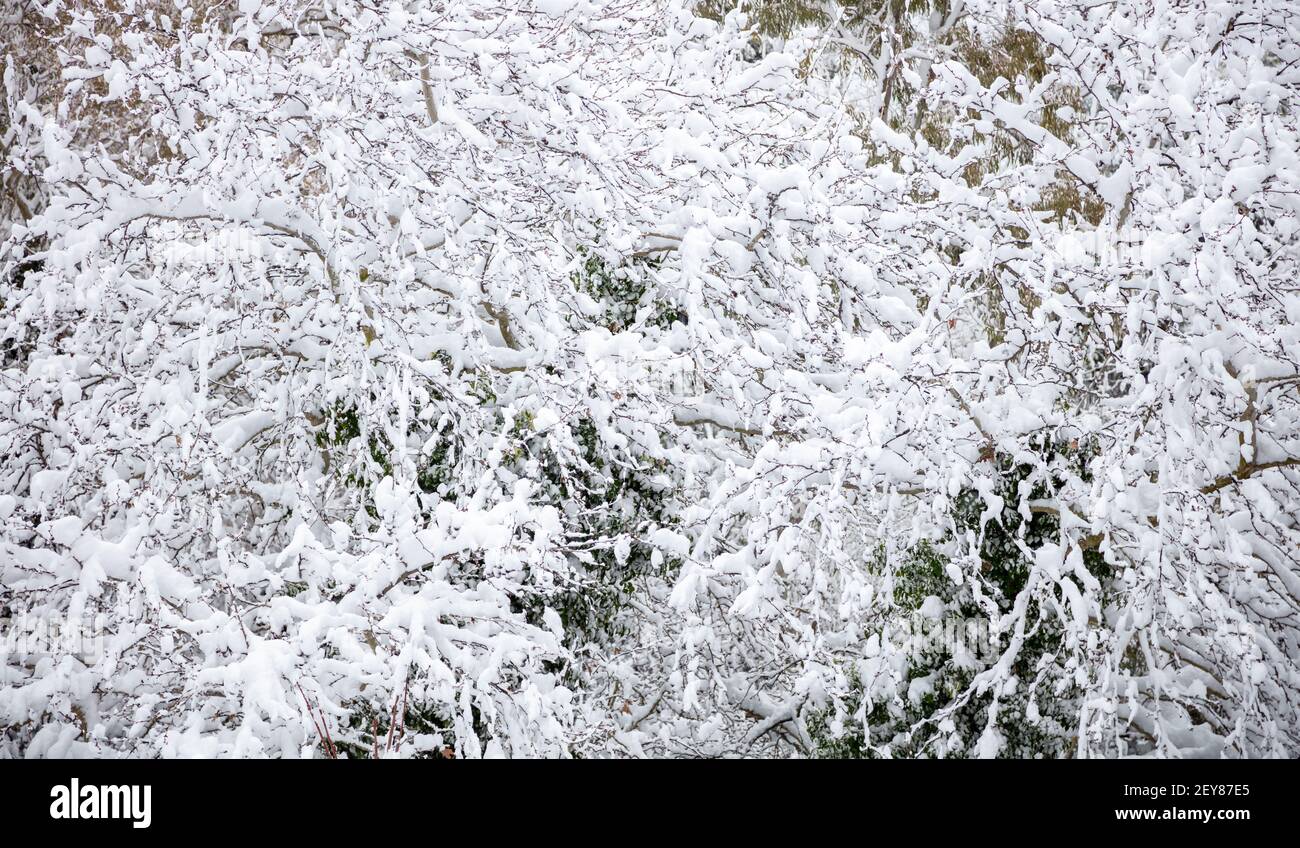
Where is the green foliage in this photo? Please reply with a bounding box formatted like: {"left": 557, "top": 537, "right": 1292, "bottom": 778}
{"left": 333, "top": 686, "right": 462, "bottom": 760}
{"left": 888, "top": 538, "right": 948, "bottom": 610}
{"left": 810, "top": 437, "right": 1114, "bottom": 758}
{"left": 512, "top": 416, "right": 680, "bottom": 646}
{"left": 311, "top": 391, "right": 466, "bottom": 507}
{"left": 313, "top": 399, "right": 393, "bottom": 488}
{"left": 309, "top": 243, "right": 687, "bottom": 745}
{"left": 573, "top": 246, "right": 685, "bottom": 333}
{"left": 416, "top": 435, "right": 457, "bottom": 497}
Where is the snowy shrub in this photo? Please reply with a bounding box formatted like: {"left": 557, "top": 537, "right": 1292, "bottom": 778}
{"left": 2, "top": 0, "right": 1299, "bottom": 757}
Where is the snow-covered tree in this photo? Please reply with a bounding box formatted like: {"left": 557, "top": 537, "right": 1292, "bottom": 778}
{"left": 2, "top": 0, "right": 1298, "bottom": 757}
